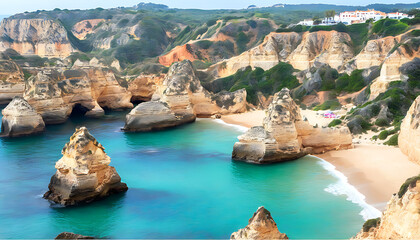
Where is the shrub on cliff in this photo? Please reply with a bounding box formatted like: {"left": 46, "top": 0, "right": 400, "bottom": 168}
{"left": 371, "top": 18, "right": 409, "bottom": 37}
{"left": 384, "top": 134, "right": 399, "bottom": 146}
{"left": 363, "top": 218, "right": 381, "bottom": 232}
{"left": 375, "top": 118, "right": 389, "bottom": 127}
{"left": 335, "top": 69, "right": 365, "bottom": 93}
{"left": 313, "top": 100, "right": 341, "bottom": 111}
{"left": 398, "top": 174, "right": 420, "bottom": 198}
{"left": 328, "top": 119, "right": 342, "bottom": 127}
{"left": 378, "top": 130, "right": 389, "bottom": 140}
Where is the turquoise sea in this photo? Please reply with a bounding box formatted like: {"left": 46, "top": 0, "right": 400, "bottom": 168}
{"left": 0, "top": 108, "right": 367, "bottom": 239}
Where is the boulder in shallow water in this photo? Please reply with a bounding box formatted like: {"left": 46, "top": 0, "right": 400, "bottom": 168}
{"left": 44, "top": 127, "right": 128, "bottom": 206}
{"left": 1, "top": 97, "right": 45, "bottom": 137}
{"left": 231, "top": 206, "right": 288, "bottom": 240}
{"left": 55, "top": 232, "right": 94, "bottom": 239}
{"left": 123, "top": 101, "right": 195, "bottom": 132}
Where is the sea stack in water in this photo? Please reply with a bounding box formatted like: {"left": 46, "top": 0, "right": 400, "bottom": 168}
{"left": 232, "top": 88, "right": 352, "bottom": 163}
{"left": 399, "top": 95, "right": 420, "bottom": 164}
{"left": 353, "top": 175, "right": 420, "bottom": 239}
{"left": 44, "top": 127, "right": 128, "bottom": 206}
{"left": 1, "top": 97, "right": 45, "bottom": 137}
{"left": 231, "top": 206, "right": 288, "bottom": 240}
{"left": 55, "top": 232, "right": 94, "bottom": 239}
{"left": 124, "top": 60, "right": 246, "bottom": 131}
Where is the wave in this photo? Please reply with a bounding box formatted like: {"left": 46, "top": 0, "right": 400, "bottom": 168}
{"left": 210, "top": 119, "right": 249, "bottom": 133}
{"left": 314, "top": 156, "right": 382, "bottom": 221}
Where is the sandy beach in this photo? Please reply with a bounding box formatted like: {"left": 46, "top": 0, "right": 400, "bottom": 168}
{"left": 221, "top": 110, "right": 420, "bottom": 211}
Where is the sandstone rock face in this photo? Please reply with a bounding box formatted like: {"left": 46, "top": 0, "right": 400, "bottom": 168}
{"left": 353, "top": 178, "right": 420, "bottom": 239}
{"left": 232, "top": 88, "right": 352, "bottom": 163}
{"left": 24, "top": 68, "right": 133, "bottom": 124}
{"left": 0, "top": 19, "right": 74, "bottom": 57}
{"left": 44, "top": 127, "right": 128, "bottom": 206}
{"left": 0, "top": 55, "right": 25, "bottom": 104}
{"left": 353, "top": 36, "right": 397, "bottom": 70}
{"left": 210, "top": 31, "right": 353, "bottom": 78}
{"left": 1, "top": 97, "right": 45, "bottom": 137}
{"left": 55, "top": 232, "right": 94, "bottom": 239}
{"left": 127, "top": 74, "right": 165, "bottom": 102}
{"left": 72, "top": 19, "right": 105, "bottom": 40}
{"left": 399, "top": 96, "right": 420, "bottom": 165}
{"left": 123, "top": 101, "right": 193, "bottom": 132}
{"left": 124, "top": 60, "right": 246, "bottom": 131}
{"left": 231, "top": 207, "right": 288, "bottom": 240}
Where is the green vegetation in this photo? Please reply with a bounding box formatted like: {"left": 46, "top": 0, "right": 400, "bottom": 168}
{"left": 363, "top": 218, "right": 381, "bottom": 232}
{"left": 384, "top": 133, "right": 399, "bottom": 146}
{"left": 398, "top": 174, "right": 420, "bottom": 198}
{"left": 371, "top": 18, "right": 409, "bottom": 37}
{"left": 196, "top": 40, "right": 213, "bottom": 49}
{"left": 205, "top": 62, "right": 300, "bottom": 105}
{"left": 378, "top": 130, "right": 389, "bottom": 140}
{"left": 375, "top": 118, "right": 389, "bottom": 127}
{"left": 335, "top": 69, "right": 365, "bottom": 93}
{"left": 313, "top": 100, "right": 341, "bottom": 111}
{"left": 328, "top": 119, "right": 342, "bottom": 127}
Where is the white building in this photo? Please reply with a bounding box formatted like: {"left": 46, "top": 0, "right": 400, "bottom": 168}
{"left": 387, "top": 12, "right": 410, "bottom": 19}
{"left": 339, "top": 9, "right": 386, "bottom": 24}
{"left": 297, "top": 19, "right": 314, "bottom": 26}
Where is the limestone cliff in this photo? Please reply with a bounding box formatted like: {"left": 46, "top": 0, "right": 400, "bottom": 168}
{"left": 210, "top": 31, "right": 353, "bottom": 78}
{"left": 124, "top": 60, "right": 246, "bottom": 131}
{"left": 44, "top": 127, "right": 128, "bottom": 206}
{"left": 353, "top": 176, "right": 420, "bottom": 239}
{"left": 0, "top": 54, "right": 24, "bottom": 104}
{"left": 23, "top": 68, "right": 132, "bottom": 124}
{"left": 127, "top": 74, "right": 165, "bottom": 102}
{"left": 1, "top": 96, "right": 45, "bottom": 137}
{"left": 0, "top": 19, "right": 74, "bottom": 57}
{"left": 231, "top": 207, "right": 288, "bottom": 240}
{"left": 399, "top": 96, "right": 420, "bottom": 165}
{"left": 232, "top": 88, "right": 352, "bottom": 163}
{"left": 72, "top": 19, "right": 105, "bottom": 40}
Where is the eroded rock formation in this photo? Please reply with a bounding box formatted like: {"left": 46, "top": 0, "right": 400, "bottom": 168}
{"left": 127, "top": 74, "right": 165, "bottom": 102}
{"left": 55, "top": 232, "right": 94, "bottom": 239}
{"left": 44, "top": 127, "right": 128, "bottom": 206}
{"left": 0, "top": 53, "right": 25, "bottom": 104}
{"left": 124, "top": 60, "right": 246, "bottom": 131}
{"left": 210, "top": 30, "right": 353, "bottom": 78}
{"left": 72, "top": 19, "right": 105, "bottom": 40}
{"left": 1, "top": 97, "right": 45, "bottom": 137}
{"left": 353, "top": 176, "right": 420, "bottom": 239}
{"left": 232, "top": 88, "right": 352, "bottom": 163}
{"left": 24, "top": 68, "right": 132, "bottom": 124}
{"left": 399, "top": 95, "right": 420, "bottom": 165}
{"left": 0, "top": 19, "right": 74, "bottom": 57}
{"left": 231, "top": 206, "right": 288, "bottom": 240}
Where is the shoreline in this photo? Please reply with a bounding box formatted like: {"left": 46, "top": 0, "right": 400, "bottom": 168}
{"left": 218, "top": 110, "right": 420, "bottom": 213}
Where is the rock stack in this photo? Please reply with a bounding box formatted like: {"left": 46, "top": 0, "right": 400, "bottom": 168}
{"left": 44, "top": 127, "right": 128, "bottom": 206}
{"left": 232, "top": 88, "right": 352, "bottom": 163}
{"left": 399, "top": 95, "right": 420, "bottom": 165}
{"left": 123, "top": 60, "right": 246, "bottom": 132}
{"left": 231, "top": 207, "right": 288, "bottom": 240}
{"left": 1, "top": 97, "right": 45, "bottom": 137}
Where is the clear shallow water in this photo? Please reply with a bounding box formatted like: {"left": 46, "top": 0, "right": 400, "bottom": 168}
{"left": 0, "top": 110, "right": 365, "bottom": 239}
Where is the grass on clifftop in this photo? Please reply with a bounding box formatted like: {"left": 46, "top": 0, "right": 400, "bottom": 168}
{"left": 371, "top": 18, "right": 409, "bottom": 37}
{"left": 363, "top": 218, "right": 381, "bottom": 232}
{"left": 398, "top": 174, "right": 420, "bottom": 198}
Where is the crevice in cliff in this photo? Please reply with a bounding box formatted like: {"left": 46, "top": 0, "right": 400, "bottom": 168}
{"left": 69, "top": 103, "right": 89, "bottom": 118}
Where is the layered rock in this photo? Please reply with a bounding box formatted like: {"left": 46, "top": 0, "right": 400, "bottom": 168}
{"left": 231, "top": 207, "right": 288, "bottom": 240}
{"left": 55, "top": 232, "right": 94, "bottom": 239}
{"left": 210, "top": 31, "right": 353, "bottom": 78}
{"left": 72, "top": 19, "right": 105, "bottom": 40}
{"left": 44, "top": 127, "right": 128, "bottom": 206}
{"left": 0, "top": 19, "right": 74, "bottom": 57}
{"left": 399, "top": 96, "right": 420, "bottom": 165}
{"left": 353, "top": 176, "right": 420, "bottom": 239}
{"left": 124, "top": 60, "right": 246, "bottom": 131}
{"left": 24, "top": 68, "right": 132, "bottom": 124}
{"left": 1, "top": 97, "right": 45, "bottom": 137}
{"left": 127, "top": 74, "right": 165, "bottom": 102}
{"left": 232, "top": 88, "right": 352, "bottom": 163}
{"left": 0, "top": 54, "right": 25, "bottom": 104}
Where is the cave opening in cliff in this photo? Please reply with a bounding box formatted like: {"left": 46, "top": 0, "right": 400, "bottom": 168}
{"left": 130, "top": 96, "right": 149, "bottom": 105}
{"left": 70, "top": 103, "right": 89, "bottom": 118}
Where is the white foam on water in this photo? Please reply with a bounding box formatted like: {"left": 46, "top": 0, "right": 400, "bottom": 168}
{"left": 210, "top": 119, "right": 249, "bottom": 133}
{"left": 314, "top": 156, "right": 382, "bottom": 221}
